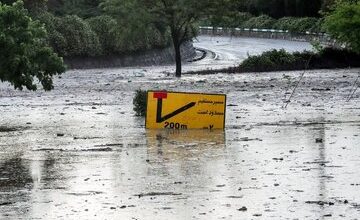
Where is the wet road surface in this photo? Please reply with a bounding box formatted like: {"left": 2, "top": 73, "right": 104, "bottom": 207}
{"left": 0, "top": 36, "right": 359, "bottom": 220}
{"left": 192, "top": 35, "right": 313, "bottom": 69}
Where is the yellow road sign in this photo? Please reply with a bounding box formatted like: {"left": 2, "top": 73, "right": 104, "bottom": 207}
{"left": 146, "top": 91, "right": 226, "bottom": 129}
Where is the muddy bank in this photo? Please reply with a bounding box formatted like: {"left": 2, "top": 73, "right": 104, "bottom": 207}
{"left": 64, "top": 41, "right": 196, "bottom": 69}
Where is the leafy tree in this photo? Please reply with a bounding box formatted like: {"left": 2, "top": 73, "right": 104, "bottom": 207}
{"left": 324, "top": 0, "right": 360, "bottom": 53}
{"left": 155, "top": 0, "right": 229, "bottom": 77}
{"left": 56, "top": 15, "right": 101, "bottom": 56}
{"left": 87, "top": 15, "right": 118, "bottom": 54}
{"left": 0, "top": 0, "right": 47, "bottom": 13}
{"left": 102, "top": 0, "right": 169, "bottom": 54}
{"left": 47, "top": 0, "right": 102, "bottom": 18}
{"left": 104, "top": 0, "right": 227, "bottom": 77}
{"left": 235, "top": 0, "right": 322, "bottom": 18}
{"left": 243, "top": 14, "right": 276, "bottom": 28}
{"left": 0, "top": 1, "right": 65, "bottom": 91}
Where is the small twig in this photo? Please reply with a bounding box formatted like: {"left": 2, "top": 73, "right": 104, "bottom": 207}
{"left": 346, "top": 73, "right": 360, "bottom": 102}
{"left": 283, "top": 55, "right": 313, "bottom": 108}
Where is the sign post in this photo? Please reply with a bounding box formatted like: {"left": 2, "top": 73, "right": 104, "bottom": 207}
{"left": 146, "top": 91, "right": 226, "bottom": 129}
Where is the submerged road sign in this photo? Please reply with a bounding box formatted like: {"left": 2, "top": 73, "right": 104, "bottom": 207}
{"left": 146, "top": 91, "right": 226, "bottom": 129}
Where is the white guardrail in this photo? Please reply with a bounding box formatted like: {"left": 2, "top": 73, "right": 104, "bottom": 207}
{"left": 199, "top": 26, "right": 328, "bottom": 37}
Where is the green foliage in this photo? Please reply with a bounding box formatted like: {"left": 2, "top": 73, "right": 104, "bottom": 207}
{"left": 238, "top": 47, "right": 360, "bottom": 73}
{"left": 87, "top": 15, "right": 118, "bottom": 54}
{"left": 133, "top": 90, "right": 147, "bottom": 117}
{"left": 242, "top": 15, "right": 276, "bottom": 29}
{"left": 206, "top": 14, "right": 323, "bottom": 33}
{"left": 47, "top": 0, "right": 102, "bottom": 18}
{"left": 324, "top": 0, "right": 360, "bottom": 53}
{"left": 241, "top": 49, "right": 299, "bottom": 72}
{"left": 56, "top": 15, "right": 101, "bottom": 56}
{"left": 234, "top": 0, "right": 323, "bottom": 18}
{"left": 205, "top": 12, "right": 253, "bottom": 28}
{"left": 103, "top": 0, "right": 225, "bottom": 77}
{"left": 274, "top": 17, "right": 320, "bottom": 33}
{"left": 311, "top": 39, "right": 324, "bottom": 53}
{"left": 37, "top": 13, "right": 101, "bottom": 57}
{"left": 102, "top": 0, "right": 170, "bottom": 53}
{"left": 232, "top": 12, "right": 254, "bottom": 27}
{"left": 0, "top": 1, "right": 65, "bottom": 91}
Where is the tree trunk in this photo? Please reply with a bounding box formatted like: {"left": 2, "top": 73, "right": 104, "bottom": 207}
{"left": 172, "top": 31, "right": 182, "bottom": 77}
{"left": 174, "top": 43, "right": 182, "bottom": 77}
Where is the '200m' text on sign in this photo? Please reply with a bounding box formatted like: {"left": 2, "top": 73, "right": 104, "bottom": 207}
{"left": 146, "top": 91, "right": 226, "bottom": 129}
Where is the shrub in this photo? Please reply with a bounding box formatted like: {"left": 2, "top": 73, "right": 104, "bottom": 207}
{"left": 292, "top": 17, "right": 319, "bottom": 33}
{"left": 87, "top": 15, "right": 118, "bottom": 55}
{"left": 133, "top": 90, "right": 147, "bottom": 117}
{"left": 238, "top": 48, "right": 360, "bottom": 73}
{"left": 56, "top": 15, "right": 101, "bottom": 57}
{"left": 233, "top": 12, "right": 253, "bottom": 27}
{"left": 36, "top": 12, "right": 66, "bottom": 54}
{"left": 206, "top": 12, "right": 253, "bottom": 28}
{"left": 274, "top": 17, "right": 320, "bottom": 33}
{"left": 273, "top": 17, "right": 296, "bottom": 30}
{"left": 242, "top": 15, "right": 275, "bottom": 29}
{"left": 241, "top": 49, "right": 298, "bottom": 72}
{"left": 37, "top": 13, "right": 102, "bottom": 57}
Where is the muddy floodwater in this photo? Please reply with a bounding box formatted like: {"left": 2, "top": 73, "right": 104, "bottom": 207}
{"left": 0, "top": 36, "right": 360, "bottom": 220}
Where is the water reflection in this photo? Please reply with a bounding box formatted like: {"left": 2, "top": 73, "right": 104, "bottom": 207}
{"left": 146, "top": 129, "right": 226, "bottom": 161}
{"left": 0, "top": 155, "right": 33, "bottom": 189}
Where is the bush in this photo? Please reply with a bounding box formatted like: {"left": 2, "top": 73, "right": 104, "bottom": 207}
{"left": 202, "top": 14, "right": 323, "bottom": 34}
{"left": 37, "top": 13, "right": 101, "bottom": 57}
{"left": 205, "top": 12, "right": 253, "bottom": 28}
{"left": 233, "top": 12, "right": 253, "bottom": 27}
{"left": 242, "top": 15, "right": 275, "bottom": 29}
{"left": 274, "top": 17, "right": 320, "bottom": 33}
{"left": 87, "top": 15, "right": 118, "bottom": 55}
{"left": 241, "top": 49, "right": 299, "bottom": 72}
{"left": 239, "top": 48, "right": 360, "bottom": 73}
{"left": 133, "top": 90, "right": 147, "bottom": 117}
{"left": 56, "top": 15, "right": 101, "bottom": 56}
{"left": 36, "top": 12, "right": 66, "bottom": 54}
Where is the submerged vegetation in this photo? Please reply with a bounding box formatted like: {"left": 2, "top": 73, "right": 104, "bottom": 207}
{"left": 133, "top": 90, "right": 147, "bottom": 117}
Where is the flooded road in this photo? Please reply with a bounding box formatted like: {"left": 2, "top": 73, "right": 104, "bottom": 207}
{"left": 0, "top": 36, "right": 359, "bottom": 219}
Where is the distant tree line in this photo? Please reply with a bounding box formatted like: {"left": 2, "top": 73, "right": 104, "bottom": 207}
{"left": 0, "top": 0, "right": 171, "bottom": 58}
{"left": 231, "top": 0, "right": 334, "bottom": 18}
{"left": 0, "top": 0, "right": 340, "bottom": 59}
{"left": 202, "top": 13, "right": 323, "bottom": 33}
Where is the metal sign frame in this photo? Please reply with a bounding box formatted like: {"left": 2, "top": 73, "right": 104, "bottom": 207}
{"left": 145, "top": 91, "right": 226, "bottom": 129}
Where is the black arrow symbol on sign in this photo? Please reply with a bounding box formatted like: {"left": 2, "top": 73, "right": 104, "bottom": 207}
{"left": 156, "top": 98, "right": 196, "bottom": 123}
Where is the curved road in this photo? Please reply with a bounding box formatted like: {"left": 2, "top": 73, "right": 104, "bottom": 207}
{"left": 186, "top": 35, "right": 312, "bottom": 71}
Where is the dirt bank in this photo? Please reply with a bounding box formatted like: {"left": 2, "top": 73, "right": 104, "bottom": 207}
{"left": 64, "top": 41, "right": 196, "bottom": 69}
